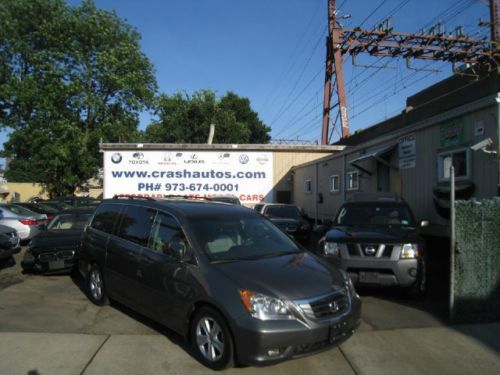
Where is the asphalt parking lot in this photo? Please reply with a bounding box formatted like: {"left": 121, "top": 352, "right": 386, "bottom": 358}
{"left": 0, "top": 247, "right": 499, "bottom": 374}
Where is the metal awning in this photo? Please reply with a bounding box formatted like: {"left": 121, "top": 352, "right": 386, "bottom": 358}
{"left": 349, "top": 143, "right": 398, "bottom": 175}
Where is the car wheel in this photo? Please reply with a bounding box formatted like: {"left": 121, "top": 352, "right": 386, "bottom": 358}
{"left": 191, "top": 307, "right": 234, "bottom": 370}
{"left": 87, "top": 264, "right": 108, "bottom": 306}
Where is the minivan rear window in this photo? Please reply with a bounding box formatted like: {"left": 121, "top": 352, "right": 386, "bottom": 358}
{"left": 91, "top": 203, "right": 123, "bottom": 234}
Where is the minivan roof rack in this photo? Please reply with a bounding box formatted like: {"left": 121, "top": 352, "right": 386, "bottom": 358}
{"left": 112, "top": 194, "right": 156, "bottom": 201}
{"left": 163, "top": 194, "right": 210, "bottom": 201}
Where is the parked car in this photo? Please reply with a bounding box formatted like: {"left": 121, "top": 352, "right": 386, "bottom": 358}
{"left": 205, "top": 195, "right": 241, "bottom": 205}
{"left": 260, "top": 203, "right": 311, "bottom": 244}
{"left": 21, "top": 207, "right": 95, "bottom": 274}
{"left": 0, "top": 224, "right": 21, "bottom": 261}
{"left": 39, "top": 200, "right": 73, "bottom": 211}
{"left": 12, "top": 202, "right": 60, "bottom": 222}
{"left": 253, "top": 203, "right": 265, "bottom": 213}
{"left": 0, "top": 204, "right": 47, "bottom": 241}
{"left": 79, "top": 197, "right": 361, "bottom": 369}
{"left": 318, "top": 193, "right": 427, "bottom": 298}
{"left": 46, "top": 196, "right": 100, "bottom": 208}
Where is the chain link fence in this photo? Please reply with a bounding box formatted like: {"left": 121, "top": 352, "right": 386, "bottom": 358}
{"left": 453, "top": 198, "right": 500, "bottom": 323}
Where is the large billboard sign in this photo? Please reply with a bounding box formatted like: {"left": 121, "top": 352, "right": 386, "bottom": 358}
{"left": 103, "top": 150, "right": 274, "bottom": 204}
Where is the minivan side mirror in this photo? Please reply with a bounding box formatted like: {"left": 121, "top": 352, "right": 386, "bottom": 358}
{"left": 166, "top": 238, "right": 188, "bottom": 262}
{"left": 420, "top": 220, "right": 429, "bottom": 227}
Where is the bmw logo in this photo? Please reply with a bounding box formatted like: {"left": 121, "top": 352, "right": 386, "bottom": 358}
{"left": 239, "top": 154, "right": 249, "bottom": 164}
{"left": 111, "top": 153, "right": 122, "bottom": 164}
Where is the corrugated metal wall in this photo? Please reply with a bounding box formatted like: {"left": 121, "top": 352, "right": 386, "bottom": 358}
{"left": 291, "top": 102, "right": 499, "bottom": 226}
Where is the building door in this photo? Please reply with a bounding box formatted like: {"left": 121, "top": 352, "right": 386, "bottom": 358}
{"left": 377, "top": 163, "right": 390, "bottom": 192}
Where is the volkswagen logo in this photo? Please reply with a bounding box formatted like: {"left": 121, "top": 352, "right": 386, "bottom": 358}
{"left": 239, "top": 154, "right": 249, "bottom": 164}
{"left": 328, "top": 301, "right": 339, "bottom": 313}
{"left": 111, "top": 153, "right": 122, "bottom": 164}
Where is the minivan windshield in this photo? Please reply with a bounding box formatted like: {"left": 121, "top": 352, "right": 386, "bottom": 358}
{"left": 335, "top": 203, "right": 415, "bottom": 227}
{"left": 191, "top": 214, "right": 302, "bottom": 262}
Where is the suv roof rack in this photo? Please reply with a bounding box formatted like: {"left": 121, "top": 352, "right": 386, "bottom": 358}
{"left": 347, "top": 192, "right": 404, "bottom": 203}
{"left": 163, "top": 194, "right": 210, "bottom": 201}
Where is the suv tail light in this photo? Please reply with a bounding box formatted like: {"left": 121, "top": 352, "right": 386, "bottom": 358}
{"left": 19, "top": 219, "right": 38, "bottom": 226}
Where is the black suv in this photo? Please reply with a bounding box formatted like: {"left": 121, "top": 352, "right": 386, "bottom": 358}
{"left": 318, "top": 193, "right": 427, "bottom": 298}
{"left": 79, "top": 197, "right": 361, "bottom": 369}
{"left": 260, "top": 204, "right": 311, "bottom": 244}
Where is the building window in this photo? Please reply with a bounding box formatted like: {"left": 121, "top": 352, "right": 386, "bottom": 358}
{"left": 304, "top": 179, "right": 312, "bottom": 193}
{"left": 438, "top": 148, "right": 470, "bottom": 181}
{"left": 329, "top": 175, "right": 340, "bottom": 192}
{"left": 347, "top": 171, "right": 359, "bottom": 191}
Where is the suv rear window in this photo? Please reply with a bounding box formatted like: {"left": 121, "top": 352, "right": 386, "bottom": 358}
{"left": 91, "top": 203, "right": 123, "bottom": 234}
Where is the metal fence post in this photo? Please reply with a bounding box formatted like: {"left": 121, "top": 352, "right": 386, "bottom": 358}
{"left": 449, "top": 165, "right": 455, "bottom": 320}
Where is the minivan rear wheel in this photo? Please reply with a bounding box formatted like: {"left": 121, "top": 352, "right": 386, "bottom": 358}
{"left": 87, "top": 264, "right": 108, "bottom": 306}
{"left": 191, "top": 307, "right": 234, "bottom": 370}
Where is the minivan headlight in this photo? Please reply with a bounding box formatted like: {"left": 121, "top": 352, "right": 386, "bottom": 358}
{"left": 400, "top": 243, "right": 419, "bottom": 259}
{"left": 323, "top": 242, "right": 340, "bottom": 257}
{"left": 239, "top": 290, "right": 294, "bottom": 320}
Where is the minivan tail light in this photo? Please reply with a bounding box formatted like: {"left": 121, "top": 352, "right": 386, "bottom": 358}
{"left": 19, "top": 219, "right": 38, "bottom": 225}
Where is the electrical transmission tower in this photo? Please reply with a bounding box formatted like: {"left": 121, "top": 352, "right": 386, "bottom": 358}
{"left": 321, "top": 0, "right": 500, "bottom": 145}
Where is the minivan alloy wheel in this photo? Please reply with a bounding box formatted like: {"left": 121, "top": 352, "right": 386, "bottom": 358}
{"left": 196, "top": 317, "right": 225, "bottom": 362}
{"left": 89, "top": 269, "right": 103, "bottom": 301}
{"left": 87, "top": 264, "right": 108, "bottom": 305}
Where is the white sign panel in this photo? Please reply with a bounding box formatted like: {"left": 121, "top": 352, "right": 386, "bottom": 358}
{"left": 103, "top": 150, "right": 274, "bottom": 204}
{"left": 399, "top": 156, "right": 416, "bottom": 170}
{"left": 398, "top": 133, "right": 416, "bottom": 158}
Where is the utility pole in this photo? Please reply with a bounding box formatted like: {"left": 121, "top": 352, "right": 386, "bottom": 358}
{"left": 490, "top": 0, "right": 499, "bottom": 50}
{"left": 322, "top": 0, "right": 349, "bottom": 145}
{"left": 321, "top": 0, "right": 500, "bottom": 145}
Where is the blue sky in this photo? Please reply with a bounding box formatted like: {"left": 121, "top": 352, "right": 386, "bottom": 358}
{"left": 1, "top": 0, "right": 490, "bottom": 157}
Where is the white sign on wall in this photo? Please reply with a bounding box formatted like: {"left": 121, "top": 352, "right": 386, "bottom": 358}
{"left": 398, "top": 133, "right": 416, "bottom": 158}
{"left": 103, "top": 150, "right": 274, "bottom": 204}
{"left": 399, "top": 156, "right": 416, "bottom": 170}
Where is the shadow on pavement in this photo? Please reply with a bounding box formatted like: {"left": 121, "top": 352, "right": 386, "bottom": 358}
{"left": 69, "top": 272, "right": 205, "bottom": 365}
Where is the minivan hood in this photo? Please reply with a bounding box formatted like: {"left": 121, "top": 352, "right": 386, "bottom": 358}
{"left": 325, "top": 226, "right": 421, "bottom": 243}
{"left": 214, "top": 252, "right": 345, "bottom": 300}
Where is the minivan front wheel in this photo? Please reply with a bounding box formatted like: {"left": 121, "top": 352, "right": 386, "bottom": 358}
{"left": 191, "top": 307, "right": 234, "bottom": 370}
{"left": 87, "top": 264, "right": 108, "bottom": 306}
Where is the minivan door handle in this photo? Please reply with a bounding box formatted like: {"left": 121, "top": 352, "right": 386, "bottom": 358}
{"left": 136, "top": 269, "right": 143, "bottom": 278}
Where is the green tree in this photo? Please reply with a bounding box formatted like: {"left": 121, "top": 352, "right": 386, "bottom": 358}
{"left": 145, "top": 90, "right": 271, "bottom": 144}
{"left": 0, "top": 0, "right": 157, "bottom": 196}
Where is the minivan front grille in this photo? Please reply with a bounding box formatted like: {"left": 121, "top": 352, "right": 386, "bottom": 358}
{"left": 297, "top": 290, "right": 349, "bottom": 320}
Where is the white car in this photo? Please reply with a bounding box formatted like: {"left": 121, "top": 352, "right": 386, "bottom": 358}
{"left": 0, "top": 204, "right": 47, "bottom": 241}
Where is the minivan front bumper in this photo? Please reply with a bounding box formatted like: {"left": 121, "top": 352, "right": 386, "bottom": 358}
{"left": 232, "top": 294, "right": 361, "bottom": 366}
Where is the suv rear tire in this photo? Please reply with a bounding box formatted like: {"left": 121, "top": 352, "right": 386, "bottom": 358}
{"left": 87, "top": 264, "right": 108, "bottom": 306}
{"left": 191, "top": 307, "right": 235, "bottom": 370}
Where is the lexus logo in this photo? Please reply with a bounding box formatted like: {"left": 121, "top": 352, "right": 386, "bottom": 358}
{"left": 328, "top": 301, "right": 339, "bottom": 313}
